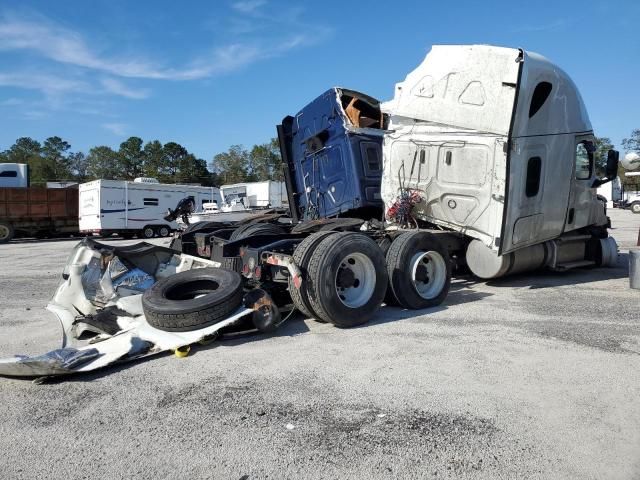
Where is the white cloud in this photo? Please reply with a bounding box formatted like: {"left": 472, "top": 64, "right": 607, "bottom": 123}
{"left": 100, "top": 78, "right": 149, "bottom": 99}
{"left": 102, "top": 122, "right": 127, "bottom": 136}
{"left": 0, "top": 72, "right": 89, "bottom": 95}
{"left": 22, "top": 109, "right": 48, "bottom": 119}
{"left": 0, "top": 8, "right": 331, "bottom": 117}
{"left": 231, "top": 0, "right": 267, "bottom": 14}
{"left": 0, "top": 13, "right": 295, "bottom": 81}
{"left": 0, "top": 12, "right": 327, "bottom": 82}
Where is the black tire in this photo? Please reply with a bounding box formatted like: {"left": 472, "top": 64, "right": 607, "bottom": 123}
{"left": 288, "top": 231, "right": 336, "bottom": 318}
{"left": 306, "top": 232, "right": 388, "bottom": 328}
{"left": 230, "top": 222, "right": 286, "bottom": 241}
{"left": 631, "top": 202, "right": 640, "bottom": 214}
{"left": 142, "top": 268, "right": 243, "bottom": 332}
{"left": 142, "top": 226, "right": 155, "bottom": 239}
{"left": 157, "top": 226, "right": 171, "bottom": 237}
{"left": 386, "top": 231, "right": 451, "bottom": 310}
{"left": 0, "top": 221, "right": 14, "bottom": 244}
{"left": 376, "top": 235, "right": 399, "bottom": 306}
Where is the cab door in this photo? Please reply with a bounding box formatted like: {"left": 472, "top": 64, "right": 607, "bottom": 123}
{"left": 564, "top": 135, "right": 597, "bottom": 232}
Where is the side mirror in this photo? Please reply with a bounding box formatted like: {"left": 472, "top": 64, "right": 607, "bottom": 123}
{"left": 606, "top": 149, "right": 619, "bottom": 178}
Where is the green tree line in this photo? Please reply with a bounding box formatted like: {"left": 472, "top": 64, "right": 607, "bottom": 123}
{"left": 2, "top": 131, "right": 639, "bottom": 188}
{"left": 0, "top": 136, "right": 283, "bottom": 187}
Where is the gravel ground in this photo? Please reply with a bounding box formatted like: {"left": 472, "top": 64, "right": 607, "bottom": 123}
{"left": 0, "top": 209, "right": 639, "bottom": 479}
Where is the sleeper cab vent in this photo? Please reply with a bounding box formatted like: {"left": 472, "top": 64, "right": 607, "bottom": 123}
{"left": 144, "top": 198, "right": 159, "bottom": 206}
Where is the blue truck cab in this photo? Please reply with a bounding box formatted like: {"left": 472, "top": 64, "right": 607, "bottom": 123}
{"left": 277, "top": 88, "right": 386, "bottom": 222}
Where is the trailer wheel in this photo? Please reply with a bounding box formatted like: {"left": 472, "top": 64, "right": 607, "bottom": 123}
{"left": 230, "top": 222, "right": 286, "bottom": 241}
{"left": 306, "top": 232, "right": 387, "bottom": 327}
{"left": 142, "top": 226, "right": 155, "bottom": 239}
{"left": 157, "top": 226, "right": 171, "bottom": 237}
{"left": 0, "top": 221, "right": 14, "bottom": 244}
{"left": 631, "top": 202, "right": 640, "bottom": 214}
{"left": 288, "top": 231, "right": 336, "bottom": 318}
{"left": 142, "top": 268, "right": 243, "bottom": 332}
{"left": 386, "top": 231, "right": 451, "bottom": 309}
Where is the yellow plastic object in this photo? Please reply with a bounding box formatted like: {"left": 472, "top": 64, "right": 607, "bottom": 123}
{"left": 174, "top": 345, "right": 190, "bottom": 358}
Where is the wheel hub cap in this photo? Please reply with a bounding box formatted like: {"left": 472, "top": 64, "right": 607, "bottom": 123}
{"left": 410, "top": 251, "right": 446, "bottom": 300}
{"left": 334, "top": 252, "right": 376, "bottom": 308}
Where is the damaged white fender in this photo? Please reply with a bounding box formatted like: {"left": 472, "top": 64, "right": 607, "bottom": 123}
{"left": 0, "top": 238, "right": 254, "bottom": 379}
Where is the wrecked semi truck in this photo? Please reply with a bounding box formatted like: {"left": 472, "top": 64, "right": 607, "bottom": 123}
{"left": 0, "top": 45, "right": 622, "bottom": 378}
{"left": 176, "top": 45, "right": 619, "bottom": 329}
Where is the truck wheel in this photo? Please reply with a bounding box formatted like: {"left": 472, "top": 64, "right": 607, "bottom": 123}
{"left": 386, "top": 231, "right": 451, "bottom": 309}
{"left": 631, "top": 202, "right": 640, "bottom": 214}
{"left": 0, "top": 221, "right": 14, "bottom": 244}
{"left": 288, "top": 231, "right": 336, "bottom": 318}
{"left": 306, "top": 232, "right": 387, "bottom": 327}
{"left": 157, "top": 226, "right": 171, "bottom": 237}
{"left": 230, "top": 223, "right": 286, "bottom": 240}
{"left": 142, "top": 268, "right": 243, "bottom": 332}
{"left": 142, "top": 226, "right": 156, "bottom": 239}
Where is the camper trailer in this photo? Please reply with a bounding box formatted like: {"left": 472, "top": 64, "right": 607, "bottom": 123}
{"left": 79, "top": 179, "right": 222, "bottom": 238}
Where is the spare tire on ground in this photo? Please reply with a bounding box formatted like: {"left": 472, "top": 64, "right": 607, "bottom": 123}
{"left": 142, "top": 268, "right": 243, "bottom": 332}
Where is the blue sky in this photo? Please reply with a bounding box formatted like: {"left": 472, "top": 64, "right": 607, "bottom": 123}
{"left": 0, "top": 0, "right": 638, "bottom": 160}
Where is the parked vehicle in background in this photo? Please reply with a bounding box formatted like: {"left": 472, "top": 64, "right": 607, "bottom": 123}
{"left": 0, "top": 163, "right": 79, "bottom": 243}
{"left": 0, "top": 186, "right": 79, "bottom": 243}
{"left": 596, "top": 176, "right": 622, "bottom": 209}
{"left": 220, "top": 181, "right": 288, "bottom": 209}
{"left": 79, "top": 179, "right": 222, "bottom": 238}
{"left": 0, "top": 163, "right": 29, "bottom": 188}
{"left": 621, "top": 168, "right": 640, "bottom": 213}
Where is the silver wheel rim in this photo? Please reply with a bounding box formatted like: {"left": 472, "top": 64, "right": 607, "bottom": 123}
{"left": 144, "top": 228, "right": 154, "bottom": 238}
{"left": 160, "top": 227, "right": 169, "bottom": 237}
{"left": 0, "top": 225, "right": 10, "bottom": 240}
{"left": 334, "top": 252, "right": 376, "bottom": 308}
{"left": 410, "top": 250, "right": 447, "bottom": 299}
{"left": 632, "top": 204, "right": 640, "bottom": 213}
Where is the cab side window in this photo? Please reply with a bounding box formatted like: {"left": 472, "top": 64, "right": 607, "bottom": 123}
{"left": 575, "top": 142, "right": 593, "bottom": 180}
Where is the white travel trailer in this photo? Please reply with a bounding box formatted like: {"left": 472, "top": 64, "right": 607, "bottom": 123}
{"left": 220, "top": 181, "right": 287, "bottom": 209}
{"left": 0, "top": 163, "right": 29, "bottom": 188}
{"left": 381, "top": 45, "right": 619, "bottom": 278}
{"left": 79, "top": 179, "right": 222, "bottom": 238}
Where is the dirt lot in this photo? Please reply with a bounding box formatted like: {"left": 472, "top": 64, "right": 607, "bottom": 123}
{"left": 0, "top": 209, "right": 639, "bottom": 479}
